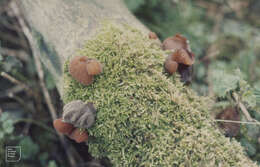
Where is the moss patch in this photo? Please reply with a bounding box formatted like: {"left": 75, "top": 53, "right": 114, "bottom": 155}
{"left": 63, "top": 22, "right": 256, "bottom": 166}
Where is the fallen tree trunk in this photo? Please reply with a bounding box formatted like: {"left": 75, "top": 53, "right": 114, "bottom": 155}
{"left": 17, "top": 0, "right": 148, "bottom": 95}
{"left": 17, "top": 0, "right": 257, "bottom": 166}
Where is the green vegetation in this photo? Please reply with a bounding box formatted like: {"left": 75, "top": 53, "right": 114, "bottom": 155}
{"left": 63, "top": 22, "right": 256, "bottom": 166}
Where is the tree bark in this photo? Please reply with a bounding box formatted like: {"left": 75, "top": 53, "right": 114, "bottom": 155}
{"left": 17, "top": 0, "right": 148, "bottom": 95}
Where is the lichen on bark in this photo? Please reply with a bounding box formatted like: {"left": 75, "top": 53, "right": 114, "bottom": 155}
{"left": 62, "top": 22, "right": 256, "bottom": 166}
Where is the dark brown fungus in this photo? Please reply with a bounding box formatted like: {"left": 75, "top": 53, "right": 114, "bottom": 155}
{"left": 177, "top": 64, "right": 193, "bottom": 85}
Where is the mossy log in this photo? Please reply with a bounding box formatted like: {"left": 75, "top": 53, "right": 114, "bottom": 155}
{"left": 18, "top": 0, "right": 148, "bottom": 94}
{"left": 18, "top": 0, "right": 257, "bottom": 166}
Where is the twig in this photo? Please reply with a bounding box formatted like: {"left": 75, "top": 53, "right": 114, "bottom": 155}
{"left": 214, "top": 119, "right": 260, "bottom": 126}
{"left": 9, "top": 2, "right": 78, "bottom": 167}
{"left": 1, "top": 72, "right": 30, "bottom": 90}
{"left": 14, "top": 118, "right": 56, "bottom": 134}
{"left": 0, "top": 47, "right": 29, "bottom": 61}
{"left": 0, "top": 85, "right": 25, "bottom": 98}
{"left": 232, "top": 92, "right": 255, "bottom": 122}
{"left": 0, "top": 29, "right": 28, "bottom": 48}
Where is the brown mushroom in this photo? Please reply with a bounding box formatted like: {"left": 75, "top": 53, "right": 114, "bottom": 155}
{"left": 69, "top": 56, "right": 102, "bottom": 86}
{"left": 162, "top": 34, "right": 189, "bottom": 51}
{"left": 86, "top": 59, "right": 103, "bottom": 75}
{"left": 170, "top": 49, "right": 195, "bottom": 66}
{"left": 69, "top": 128, "right": 88, "bottom": 143}
{"left": 164, "top": 59, "right": 178, "bottom": 75}
{"left": 69, "top": 56, "right": 93, "bottom": 85}
{"left": 53, "top": 118, "right": 74, "bottom": 135}
{"left": 148, "top": 32, "right": 158, "bottom": 40}
{"left": 162, "top": 34, "right": 195, "bottom": 82}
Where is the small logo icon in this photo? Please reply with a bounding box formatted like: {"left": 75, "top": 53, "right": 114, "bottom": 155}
{"left": 5, "top": 146, "right": 21, "bottom": 162}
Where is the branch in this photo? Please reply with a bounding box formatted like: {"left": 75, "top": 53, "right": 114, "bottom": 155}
{"left": 232, "top": 92, "right": 259, "bottom": 123}
{"left": 214, "top": 119, "right": 260, "bottom": 125}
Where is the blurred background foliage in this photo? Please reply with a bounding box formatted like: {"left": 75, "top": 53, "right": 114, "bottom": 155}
{"left": 0, "top": 0, "right": 259, "bottom": 166}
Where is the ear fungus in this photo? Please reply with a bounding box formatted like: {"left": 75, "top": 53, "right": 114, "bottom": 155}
{"left": 53, "top": 118, "right": 74, "bottom": 135}
{"left": 171, "top": 49, "right": 195, "bottom": 66}
{"left": 162, "top": 34, "right": 195, "bottom": 83}
{"left": 86, "top": 59, "right": 103, "bottom": 75}
{"left": 148, "top": 32, "right": 158, "bottom": 40}
{"left": 69, "top": 56, "right": 102, "bottom": 86}
{"left": 68, "top": 128, "right": 88, "bottom": 143}
{"left": 164, "top": 59, "right": 178, "bottom": 75}
{"left": 162, "top": 34, "right": 188, "bottom": 51}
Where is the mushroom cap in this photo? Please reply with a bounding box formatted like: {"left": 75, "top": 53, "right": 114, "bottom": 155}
{"left": 69, "top": 56, "right": 94, "bottom": 86}
{"left": 63, "top": 100, "right": 96, "bottom": 129}
{"left": 170, "top": 49, "right": 195, "bottom": 66}
{"left": 69, "top": 128, "right": 88, "bottom": 143}
{"left": 148, "top": 32, "right": 158, "bottom": 39}
{"left": 162, "top": 34, "right": 189, "bottom": 51}
{"left": 86, "top": 59, "right": 103, "bottom": 75}
{"left": 53, "top": 118, "right": 74, "bottom": 135}
{"left": 164, "top": 58, "right": 178, "bottom": 75}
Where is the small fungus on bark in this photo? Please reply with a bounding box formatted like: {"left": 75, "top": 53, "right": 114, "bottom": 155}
{"left": 148, "top": 32, "right": 158, "bottom": 40}
{"left": 171, "top": 49, "right": 195, "bottom": 66}
{"left": 53, "top": 118, "right": 74, "bottom": 135}
{"left": 162, "top": 34, "right": 189, "bottom": 51}
{"left": 162, "top": 34, "right": 195, "bottom": 83}
{"left": 86, "top": 59, "right": 103, "bottom": 75}
{"left": 69, "top": 56, "right": 102, "bottom": 86}
{"left": 69, "top": 128, "right": 88, "bottom": 143}
{"left": 164, "top": 59, "right": 178, "bottom": 75}
{"left": 53, "top": 100, "right": 96, "bottom": 143}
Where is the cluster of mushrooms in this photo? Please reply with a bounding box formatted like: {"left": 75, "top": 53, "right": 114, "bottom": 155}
{"left": 53, "top": 32, "right": 195, "bottom": 143}
{"left": 53, "top": 56, "right": 103, "bottom": 143}
{"left": 149, "top": 32, "right": 195, "bottom": 83}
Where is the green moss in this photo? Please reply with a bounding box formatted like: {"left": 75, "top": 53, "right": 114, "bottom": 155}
{"left": 63, "top": 22, "right": 256, "bottom": 166}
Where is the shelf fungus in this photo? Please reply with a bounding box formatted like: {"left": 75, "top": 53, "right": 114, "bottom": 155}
{"left": 69, "top": 56, "right": 103, "bottom": 86}
{"left": 62, "top": 100, "right": 97, "bottom": 129}
{"left": 163, "top": 34, "right": 195, "bottom": 84}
